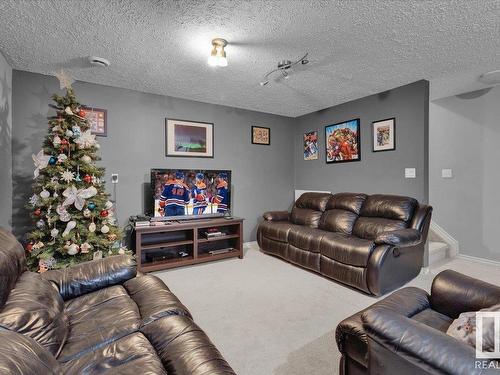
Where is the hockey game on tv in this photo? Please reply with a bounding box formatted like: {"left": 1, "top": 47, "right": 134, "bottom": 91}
{"left": 151, "top": 169, "right": 231, "bottom": 219}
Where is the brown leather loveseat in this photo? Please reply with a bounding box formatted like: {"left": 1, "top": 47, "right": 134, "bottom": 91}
{"left": 257, "top": 192, "right": 432, "bottom": 296}
{"left": 0, "top": 229, "right": 235, "bottom": 374}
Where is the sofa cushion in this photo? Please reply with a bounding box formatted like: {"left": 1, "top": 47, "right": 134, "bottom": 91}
{"left": 359, "top": 194, "right": 418, "bottom": 222}
{"left": 0, "top": 229, "right": 27, "bottom": 309}
{"left": 0, "top": 271, "right": 68, "bottom": 357}
{"left": 62, "top": 332, "right": 167, "bottom": 375}
{"left": 259, "top": 221, "right": 301, "bottom": 242}
{"left": 412, "top": 308, "right": 453, "bottom": 333}
{"left": 58, "top": 285, "right": 141, "bottom": 362}
{"left": 318, "top": 209, "right": 359, "bottom": 234}
{"left": 124, "top": 274, "right": 192, "bottom": 325}
{"left": 288, "top": 227, "right": 328, "bottom": 252}
{"left": 295, "top": 192, "right": 332, "bottom": 211}
{"left": 326, "top": 193, "right": 367, "bottom": 214}
{"left": 290, "top": 207, "right": 323, "bottom": 228}
{"left": 352, "top": 217, "right": 407, "bottom": 240}
{"left": 320, "top": 233, "right": 375, "bottom": 267}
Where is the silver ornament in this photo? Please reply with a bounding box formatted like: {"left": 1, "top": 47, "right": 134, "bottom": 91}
{"left": 100, "top": 224, "right": 110, "bottom": 234}
{"left": 89, "top": 222, "right": 96, "bottom": 233}
{"left": 36, "top": 219, "right": 45, "bottom": 229}
{"left": 83, "top": 208, "right": 91, "bottom": 218}
{"left": 40, "top": 189, "right": 50, "bottom": 199}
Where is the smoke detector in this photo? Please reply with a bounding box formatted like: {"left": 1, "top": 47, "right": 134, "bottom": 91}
{"left": 88, "top": 56, "right": 111, "bottom": 67}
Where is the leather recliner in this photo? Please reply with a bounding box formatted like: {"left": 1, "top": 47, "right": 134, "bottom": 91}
{"left": 0, "top": 228, "right": 235, "bottom": 375}
{"left": 336, "top": 270, "right": 500, "bottom": 375}
{"left": 257, "top": 192, "right": 432, "bottom": 296}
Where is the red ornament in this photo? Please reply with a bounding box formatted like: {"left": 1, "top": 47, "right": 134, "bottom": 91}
{"left": 78, "top": 109, "right": 87, "bottom": 117}
{"left": 25, "top": 243, "right": 33, "bottom": 252}
{"left": 60, "top": 138, "right": 69, "bottom": 145}
{"left": 83, "top": 174, "right": 92, "bottom": 184}
{"left": 33, "top": 208, "right": 41, "bottom": 217}
{"left": 100, "top": 210, "right": 109, "bottom": 217}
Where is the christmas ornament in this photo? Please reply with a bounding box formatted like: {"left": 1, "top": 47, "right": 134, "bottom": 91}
{"left": 93, "top": 250, "right": 103, "bottom": 260}
{"left": 60, "top": 169, "right": 75, "bottom": 183}
{"left": 64, "top": 106, "right": 74, "bottom": 116}
{"left": 53, "top": 191, "right": 59, "bottom": 198}
{"left": 38, "top": 264, "right": 48, "bottom": 273}
{"left": 75, "top": 130, "right": 96, "bottom": 149}
{"left": 40, "top": 189, "right": 50, "bottom": 199}
{"left": 32, "top": 241, "right": 44, "bottom": 250}
{"left": 65, "top": 129, "right": 74, "bottom": 137}
{"left": 29, "top": 194, "right": 40, "bottom": 206}
{"left": 62, "top": 185, "right": 97, "bottom": 210}
{"left": 66, "top": 243, "right": 79, "bottom": 255}
{"left": 33, "top": 208, "right": 41, "bottom": 217}
{"left": 81, "top": 155, "right": 91, "bottom": 164}
{"left": 100, "top": 209, "right": 109, "bottom": 217}
{"left": 100, "top": 225, "right": 110, "bottom": 234}
{"left": 60, "top": 138, "right": 69, "bottom": 146}
{"left": 62, "top": 220, "right": 77, "bottom": 237}
{"left": 48, "top": 156, "right": 57, "bottom": 165}
{"left": 89, "top": 222, "right": 96, "bottom": 233}
{"left": 105, "top": 201, "right": 113, "bottom": 210}
{"left": 83, "top": 208, "right": 91, "bottom": 218}
{"left": 52, "top": 125, "right": 62, "bottom": 132}
{"left": 25, "top": 243, "right": 33, "bottom": 252}
{"left": 57, "top": 154, "right": 67, "bottom": 163}
{"left": 78, "top": 109, "right": 86, "bottom": 117}
{"left": 83, "top": 174, "right": 92, "bottom": 184}
{"left": 50, "top": 227, "right": 59, "bottom": 239}
{"left": 56, "top": 204, "right": 71, "bottom": 222}
{"left": 32, "top": 150, "right": 51, "bottom": 178}
{"left": 87, "top": 202, "right": 96, "bottom": 210}
{"left": 92, "top": 175, "right": 101, "bottom": 185}
{"left": 80, "top": 242, "right": 92, "bottom": 253}
{"left": 36, "top": 219, "right": 45, "bottom": 229}
{"left": 55, "top": 69, "right": 74, "bottom": 90}
{"left": 72, "top": 125, "right": 82, "bottom": 138}
{"left": 52, "top": 136, "right": 61, "bottom": 147}
{"left": 39, "top": 257, "right": 56, "bottom": 270}
{"left": 108, "top": 233, "right": 117, "bottom": 241}
{"left": 74, "top": 165, "right": 82, "bottom": 182}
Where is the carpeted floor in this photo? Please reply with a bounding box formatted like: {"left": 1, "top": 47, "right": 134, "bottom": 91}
{"left": 153, "top": 242, "right": 500, "bottom": 375}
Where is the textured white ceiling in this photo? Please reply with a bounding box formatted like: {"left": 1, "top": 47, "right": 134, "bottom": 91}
{"left": 0, "top": 0, "right": 498, "bottom": 117}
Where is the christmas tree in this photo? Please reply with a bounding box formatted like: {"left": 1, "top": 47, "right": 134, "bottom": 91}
{"left": 26, "top": 87, "right": 124, "bottom": 272}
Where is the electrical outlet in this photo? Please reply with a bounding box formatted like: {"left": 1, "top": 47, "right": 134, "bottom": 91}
{"left": 111, "top": 174, "right": 119, "bottom": 184}
{"left": 405, "top": 168, "right": 416, "bottom": 179}
{"left": 441, "top": 168, "right": 453, "bottom": 178}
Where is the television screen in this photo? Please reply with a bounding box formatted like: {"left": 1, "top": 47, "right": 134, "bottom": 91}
{"left": 151, "top": 169, "right": 231, "bottom": 218}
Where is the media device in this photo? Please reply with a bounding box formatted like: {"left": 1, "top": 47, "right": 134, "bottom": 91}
{"left": 151, "top": 169, "right": 231, "bottom": 220}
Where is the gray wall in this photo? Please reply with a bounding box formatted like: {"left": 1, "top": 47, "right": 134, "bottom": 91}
{"left": 430, "top": 86, "right": 500, "bottom": 261}
{"left": 12, "top": 70, "right": 295, "bottom": 242}
{"left": 0, "top": 52, "right": 12, "bottom": 230}
{"left": 294, "top": 80, "right": 429, "bottom": 204}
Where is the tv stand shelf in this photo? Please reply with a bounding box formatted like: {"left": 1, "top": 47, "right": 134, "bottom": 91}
{"left": 134, "top": 217, "right": 244, "bottom": 272}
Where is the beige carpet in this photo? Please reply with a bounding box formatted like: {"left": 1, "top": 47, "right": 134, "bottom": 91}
{"left": 153, "top": 243, "right": 500, "bottom": 375}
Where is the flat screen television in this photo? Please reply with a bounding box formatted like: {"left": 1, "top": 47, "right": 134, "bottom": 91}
{"left": 151, "top": 169, "right": 231, "bottom": 220}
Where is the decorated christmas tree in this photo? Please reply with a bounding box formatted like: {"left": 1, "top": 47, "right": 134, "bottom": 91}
{"left": 26, "top": 85, "right": 124, "bottom": 272}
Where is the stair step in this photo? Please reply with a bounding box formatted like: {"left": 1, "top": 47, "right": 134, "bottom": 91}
{"left": 429, "top": 241, "right": 449, "bottom": 264}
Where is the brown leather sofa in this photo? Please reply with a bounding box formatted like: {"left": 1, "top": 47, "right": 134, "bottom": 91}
{"left": 257, "top": 192, "right": 432, "bottom": 296}
{"left": 0, "top": 229, "right": 235, "bottom": 375}
{"left": 336, "top": 270, "right": 500, "bottom": 375}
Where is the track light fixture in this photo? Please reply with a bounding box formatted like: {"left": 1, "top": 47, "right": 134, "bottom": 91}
{"left": 208, "top": 38, "right": 228, "bottom": 67}
{"left": 260, "top": 53, "right": 309, "bottom": 86}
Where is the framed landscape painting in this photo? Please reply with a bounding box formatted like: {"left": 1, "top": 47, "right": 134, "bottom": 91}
{"left": 165, "top": 118, "right": 214, "bottom": 158}
{"left": 372, "top": 118, "right": 396, "bottom": 152}
{"left": 325, "top": 118, "right": 360, "bottom": 163}
{"left": 251, "top": 126, "right": 270, "bottom": 145}
{"left": 303, "top": 131, "right": 318, "bottom": 160}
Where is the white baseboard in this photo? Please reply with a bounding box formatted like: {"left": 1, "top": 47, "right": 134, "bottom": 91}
{"left": 430, "top": 221, "right": 459, "bottom": 257}
{"left": 457, "top": 254, "right": 500, "bottom": 267}
{"left": 244, "top": 241, "right": 257, "bottom": 248}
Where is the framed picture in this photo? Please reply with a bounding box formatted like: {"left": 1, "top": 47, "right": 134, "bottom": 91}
{"left": 325, "top": 118, "right": 361, "bottom": 163}
{"left": 251, "top": 126, "right": 270, "bottom": 145}
{"left": 83, "top": 107, "right": 107, "bottom": 137}
{"left": 304, "top": 131, "right": 319, "bottom": 160}
{"left": 165, "top": 118, "right": 214, "bottom": 158}
{"left": 372, "top": 118, "right": 396, "bottom": 152}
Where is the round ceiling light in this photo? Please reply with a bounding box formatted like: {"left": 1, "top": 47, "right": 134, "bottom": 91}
{"left": 208, "top": 38, "right": 228, "bottom": 67}
{"left": 478, "top": 70, "right": 500, "bottom": 85}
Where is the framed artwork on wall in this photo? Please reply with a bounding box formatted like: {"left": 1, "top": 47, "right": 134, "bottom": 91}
{"left": 325, "top": 118, "right": 361, "bottom": 163}
{"left": 251, "top": 126, "right": 270, "bottom": 145}
{"left": 83, "top": 107, "right": 107, "bottom": 137}
{"left": 303, "top": 131, "right": 318, "bottom": 160}
{"left": 165, "top": 118, "right": 214, "bottom": 158}
{"left": 372, "top": 117, "right": 396, "bottom": 152}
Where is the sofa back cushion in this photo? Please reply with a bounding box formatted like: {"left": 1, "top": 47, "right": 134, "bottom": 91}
{"left": 0, "top": 271, "right": 68, "bottom": 357}
{"left": 291, "top": 192, "right": 332, "bottom": 228}
{"left": 353, "top": 194, "right": 418, "bottom": 240}
{"left": 319, "top": 193, "right": 367, "bottom": 234}
{"left": 0, "top": 229, "right": 27, "bottom": 309}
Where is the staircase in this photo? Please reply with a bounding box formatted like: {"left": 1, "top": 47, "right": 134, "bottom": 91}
{"left": 427, "top": 222, "right": 456, "bottom": 266}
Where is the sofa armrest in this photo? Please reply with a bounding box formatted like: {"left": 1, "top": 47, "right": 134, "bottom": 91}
{"left": 374, "top": 228, "right": 421, "bottom": 247}
{"left": 262, "top": 211, "right": 289, "bottom": 221}
{"left": 362, "top": 308, "right": 485, "bottom": 375}
{"left": 41, "top": 255, "right": 137, "bottom": 300}
{"left": 430, "top": 270, "right": 500, "bottom": 319}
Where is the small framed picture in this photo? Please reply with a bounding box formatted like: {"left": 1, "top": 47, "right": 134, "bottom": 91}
{"left": 372, "top": 118, "right": 396, "bottom": 152}
{"left": 165, "top": 118, "right": 214, "bottom": 158}
{"left": 325, "top": 118, "right": 361, "bottom": 163}
{"left": 251, "top": 126, "right": 270, "bottom": 145}
{"left": 304, "top": 131, "right": 318, "bottom": 160}
{"left": 84, "top": 107, "right": 107, "bottom": 137}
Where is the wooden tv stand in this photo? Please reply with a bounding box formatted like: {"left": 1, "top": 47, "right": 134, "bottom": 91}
{"left": 134, "top": 217, "right": 244, "bottom": 272}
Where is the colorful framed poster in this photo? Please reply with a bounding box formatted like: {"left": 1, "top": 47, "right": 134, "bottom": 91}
{"left": 84, "top": 107, "right": 107, "bottom": 137}
{"left": 165, "top": 118, "right": 214, "bottom": 158}
{"left": 372, "top": 117, "right": 396, "bottom": 152}
{"left": 251, "top": 126, "right": 270, "bottom": 145}
{"left": 304, "top": 131, "right": 318, "bottom": 160}
{"left": 325, "top": 118, "right": 361, "bottom": 163}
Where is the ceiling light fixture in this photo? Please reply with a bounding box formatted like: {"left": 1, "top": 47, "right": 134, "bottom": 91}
{"left": 260, "top": 53, "right": 309, "bottom": 86}
{"left": 208, "top": 38, "right": 228, "bottom": 67}
{"left": 478, "top": 70, "right": 500, "bottom": 85}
